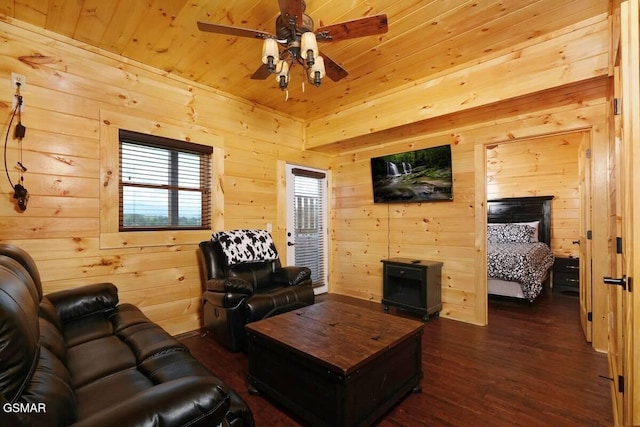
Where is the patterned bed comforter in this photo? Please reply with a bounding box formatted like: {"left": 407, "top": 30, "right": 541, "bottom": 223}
{"left": 487, "top": 242, "right": 555, "bottom": 301}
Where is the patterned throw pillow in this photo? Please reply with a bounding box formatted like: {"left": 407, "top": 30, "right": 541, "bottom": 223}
{"left": 487, "top": 223, "right": 537, "bottom": 243}
{"left": 212, "top": 229, "right": 278, "bottom": 265}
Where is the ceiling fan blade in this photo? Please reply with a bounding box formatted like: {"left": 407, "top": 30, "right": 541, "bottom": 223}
{"left": 197, "top": 21, "right": 276, "bottom": 40}
{"left": 251, "top": 63, "right": 271, "bottom": 80}
{"left": 320, "top": 52, "right": 348, "bottom": 82}
{"left": 316, "top": 14, "right": 388, "bottom": 42}
{"left": 278, "top": 0, "right": 304, "bottom": 28}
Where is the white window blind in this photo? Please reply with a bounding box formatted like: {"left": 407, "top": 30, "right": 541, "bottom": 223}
{"left": 292, "top": 168, "right": 326, "bottom": 287}
{"left": 119, "top": 129, "right": 212, "bottom": 231}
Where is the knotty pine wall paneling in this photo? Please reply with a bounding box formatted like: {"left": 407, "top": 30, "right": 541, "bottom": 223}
{"left": 329, "top": 78, "right": 610, "bottom": 351}
{"left": 322, "top": 15, "right": 611, "bottom": 351}
{"left": 0, "top": 13, "right": 614, "bottom": 351}
{"left": 307, "top": 14, "right": 609, "bottom": 150}
{"left": 0, "top": 20, "right": 330, "bottom": 335}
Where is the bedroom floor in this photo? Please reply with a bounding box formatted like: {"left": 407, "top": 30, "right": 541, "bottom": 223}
{"left": 180, "top": 289, "right": 612, "bottom": 426}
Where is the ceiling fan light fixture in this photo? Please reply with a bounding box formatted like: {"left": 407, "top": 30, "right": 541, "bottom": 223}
{"left": 261, "top": 38, "right": 280, "bottom": 72}
{"left": 308, "top": 55, "right": 325, "bottom": 86}
{"left": 198, "top": 4, "right": 389, "bottom": 92}
{"left": 300, "top": 31, "right": 318, "bottom": 66}
{"left": 275, "top": 60, "right": 290, "bottom": 90}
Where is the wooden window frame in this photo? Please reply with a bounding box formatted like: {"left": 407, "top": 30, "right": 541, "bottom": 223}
{"left": 99, "top": 110, "right": 224, "bottom": 249}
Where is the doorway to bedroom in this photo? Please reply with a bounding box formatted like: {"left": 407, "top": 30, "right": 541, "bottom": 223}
{"left": 484, "top": 131, "right": 591, "bottom": 340}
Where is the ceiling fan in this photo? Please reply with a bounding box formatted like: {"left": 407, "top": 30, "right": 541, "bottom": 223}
{"left": 197, "top": 0, "right": 388, "bottom": 90}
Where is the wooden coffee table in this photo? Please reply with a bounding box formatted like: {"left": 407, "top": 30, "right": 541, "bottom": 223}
{"left": 245, "top": 300, "right": 424, "bottom": 427}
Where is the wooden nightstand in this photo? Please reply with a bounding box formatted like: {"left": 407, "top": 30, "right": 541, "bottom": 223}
{"left": 553, "top": 257, "right": 579, "bottom": 294}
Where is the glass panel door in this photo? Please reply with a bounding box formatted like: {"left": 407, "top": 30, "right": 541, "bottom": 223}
{"left": 286, "top": 165, "right": 328, "bottom": 294}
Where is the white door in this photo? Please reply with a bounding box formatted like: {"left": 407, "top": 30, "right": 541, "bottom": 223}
{"left": 286, "top": 164, "right": 328, "bottom": 294}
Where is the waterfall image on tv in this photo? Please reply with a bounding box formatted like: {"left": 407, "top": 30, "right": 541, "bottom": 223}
{"left": 370, "top": 144, "right": 453, "bottom": 203}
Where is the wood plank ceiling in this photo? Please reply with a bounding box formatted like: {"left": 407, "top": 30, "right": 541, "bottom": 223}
{"left": 0, "top": 0, "right": 609, "bottom": 121}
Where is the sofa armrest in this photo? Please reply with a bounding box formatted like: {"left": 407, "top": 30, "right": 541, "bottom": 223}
{"left": 206, "top": 277, "right": 254, "bottom": 295}
{"left": 45, "top": 282, "right": 118, "bottom": 322}
{"left": 272, "top": 266, "right": 311, "bottom": 286}
{"left": 71, "top": 378, "right": 231, "bottom": 427}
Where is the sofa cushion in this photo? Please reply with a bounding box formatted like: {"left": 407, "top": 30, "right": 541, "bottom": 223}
{"left": 67, "top": 336, "right": 136, "bottom": 388}
{"left": 74, "top": 367, "right": 153, "bottom": 420}
{"left": 62, "top": 311, "right": 115, "bottom": 348}
{"left": 213, "top": 229, "right": 278, "bottom": 265}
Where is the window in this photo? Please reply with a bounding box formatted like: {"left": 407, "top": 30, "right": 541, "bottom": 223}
{"left": 119, "top": 129, "right": 212, "bottom": 231}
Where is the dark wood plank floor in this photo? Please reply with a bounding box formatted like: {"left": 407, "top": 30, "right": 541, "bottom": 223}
{"left": 179, "top": 290, "right": 612, "bottom": 426}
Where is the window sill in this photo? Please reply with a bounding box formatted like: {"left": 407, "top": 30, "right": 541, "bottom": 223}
{"left": 100, "top": 230, "right": 212, "bottom": 249}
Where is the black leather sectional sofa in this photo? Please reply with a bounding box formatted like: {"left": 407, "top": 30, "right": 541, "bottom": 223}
{"left": 0, "top": 243, "right": 254, "bottom": 427}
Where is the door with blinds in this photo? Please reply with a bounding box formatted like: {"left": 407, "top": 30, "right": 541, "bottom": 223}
{"left": 286, "top": 165, "right": 328, "bottom": 294}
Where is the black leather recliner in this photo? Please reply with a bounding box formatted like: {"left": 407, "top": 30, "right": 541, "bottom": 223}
{"left": 199, "top": 229, "right": 315, "bottom": 352}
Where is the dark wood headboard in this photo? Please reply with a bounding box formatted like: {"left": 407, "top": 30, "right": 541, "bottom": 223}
{"left": 487, "top": 196, "right": 554, "bottom": 246}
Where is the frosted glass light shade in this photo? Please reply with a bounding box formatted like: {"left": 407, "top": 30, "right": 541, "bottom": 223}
{"left": 261, "top": 38, "right": 279, "bottom": 64}
{"left": 309, "top": 56, "right": 325, "bottom": 86}
{"left": 275, "top": 60, "right": 290, "bottom": 82}
{"left": 301, "top": 32, "right": 318, "bottom": 58}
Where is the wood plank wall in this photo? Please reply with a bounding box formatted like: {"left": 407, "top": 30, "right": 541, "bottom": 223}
{"left": 486, "top": 133, "right": 583, "bottom": 258}
{"left": 329, "top": 78, "right": 609, "bottom": 341}
{"left": 307, "top": 14, "right": 609, "bottom": 150}
{"left": 0, "top": 19, "right": 330, "bottom": 335}
{"left": 323, "top": 14, "right": 611, "bottom": 351}
{"left": 0, "top": 14, "right": 613, "bottom": 352}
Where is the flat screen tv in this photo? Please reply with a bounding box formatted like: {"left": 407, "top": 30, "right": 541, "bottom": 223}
{"left": 370, "top": 144, "right": 453, "bottom": 203}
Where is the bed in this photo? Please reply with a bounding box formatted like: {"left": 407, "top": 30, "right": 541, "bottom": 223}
{"left": 487, "top": 196, "right": 555, "bottom": 301}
